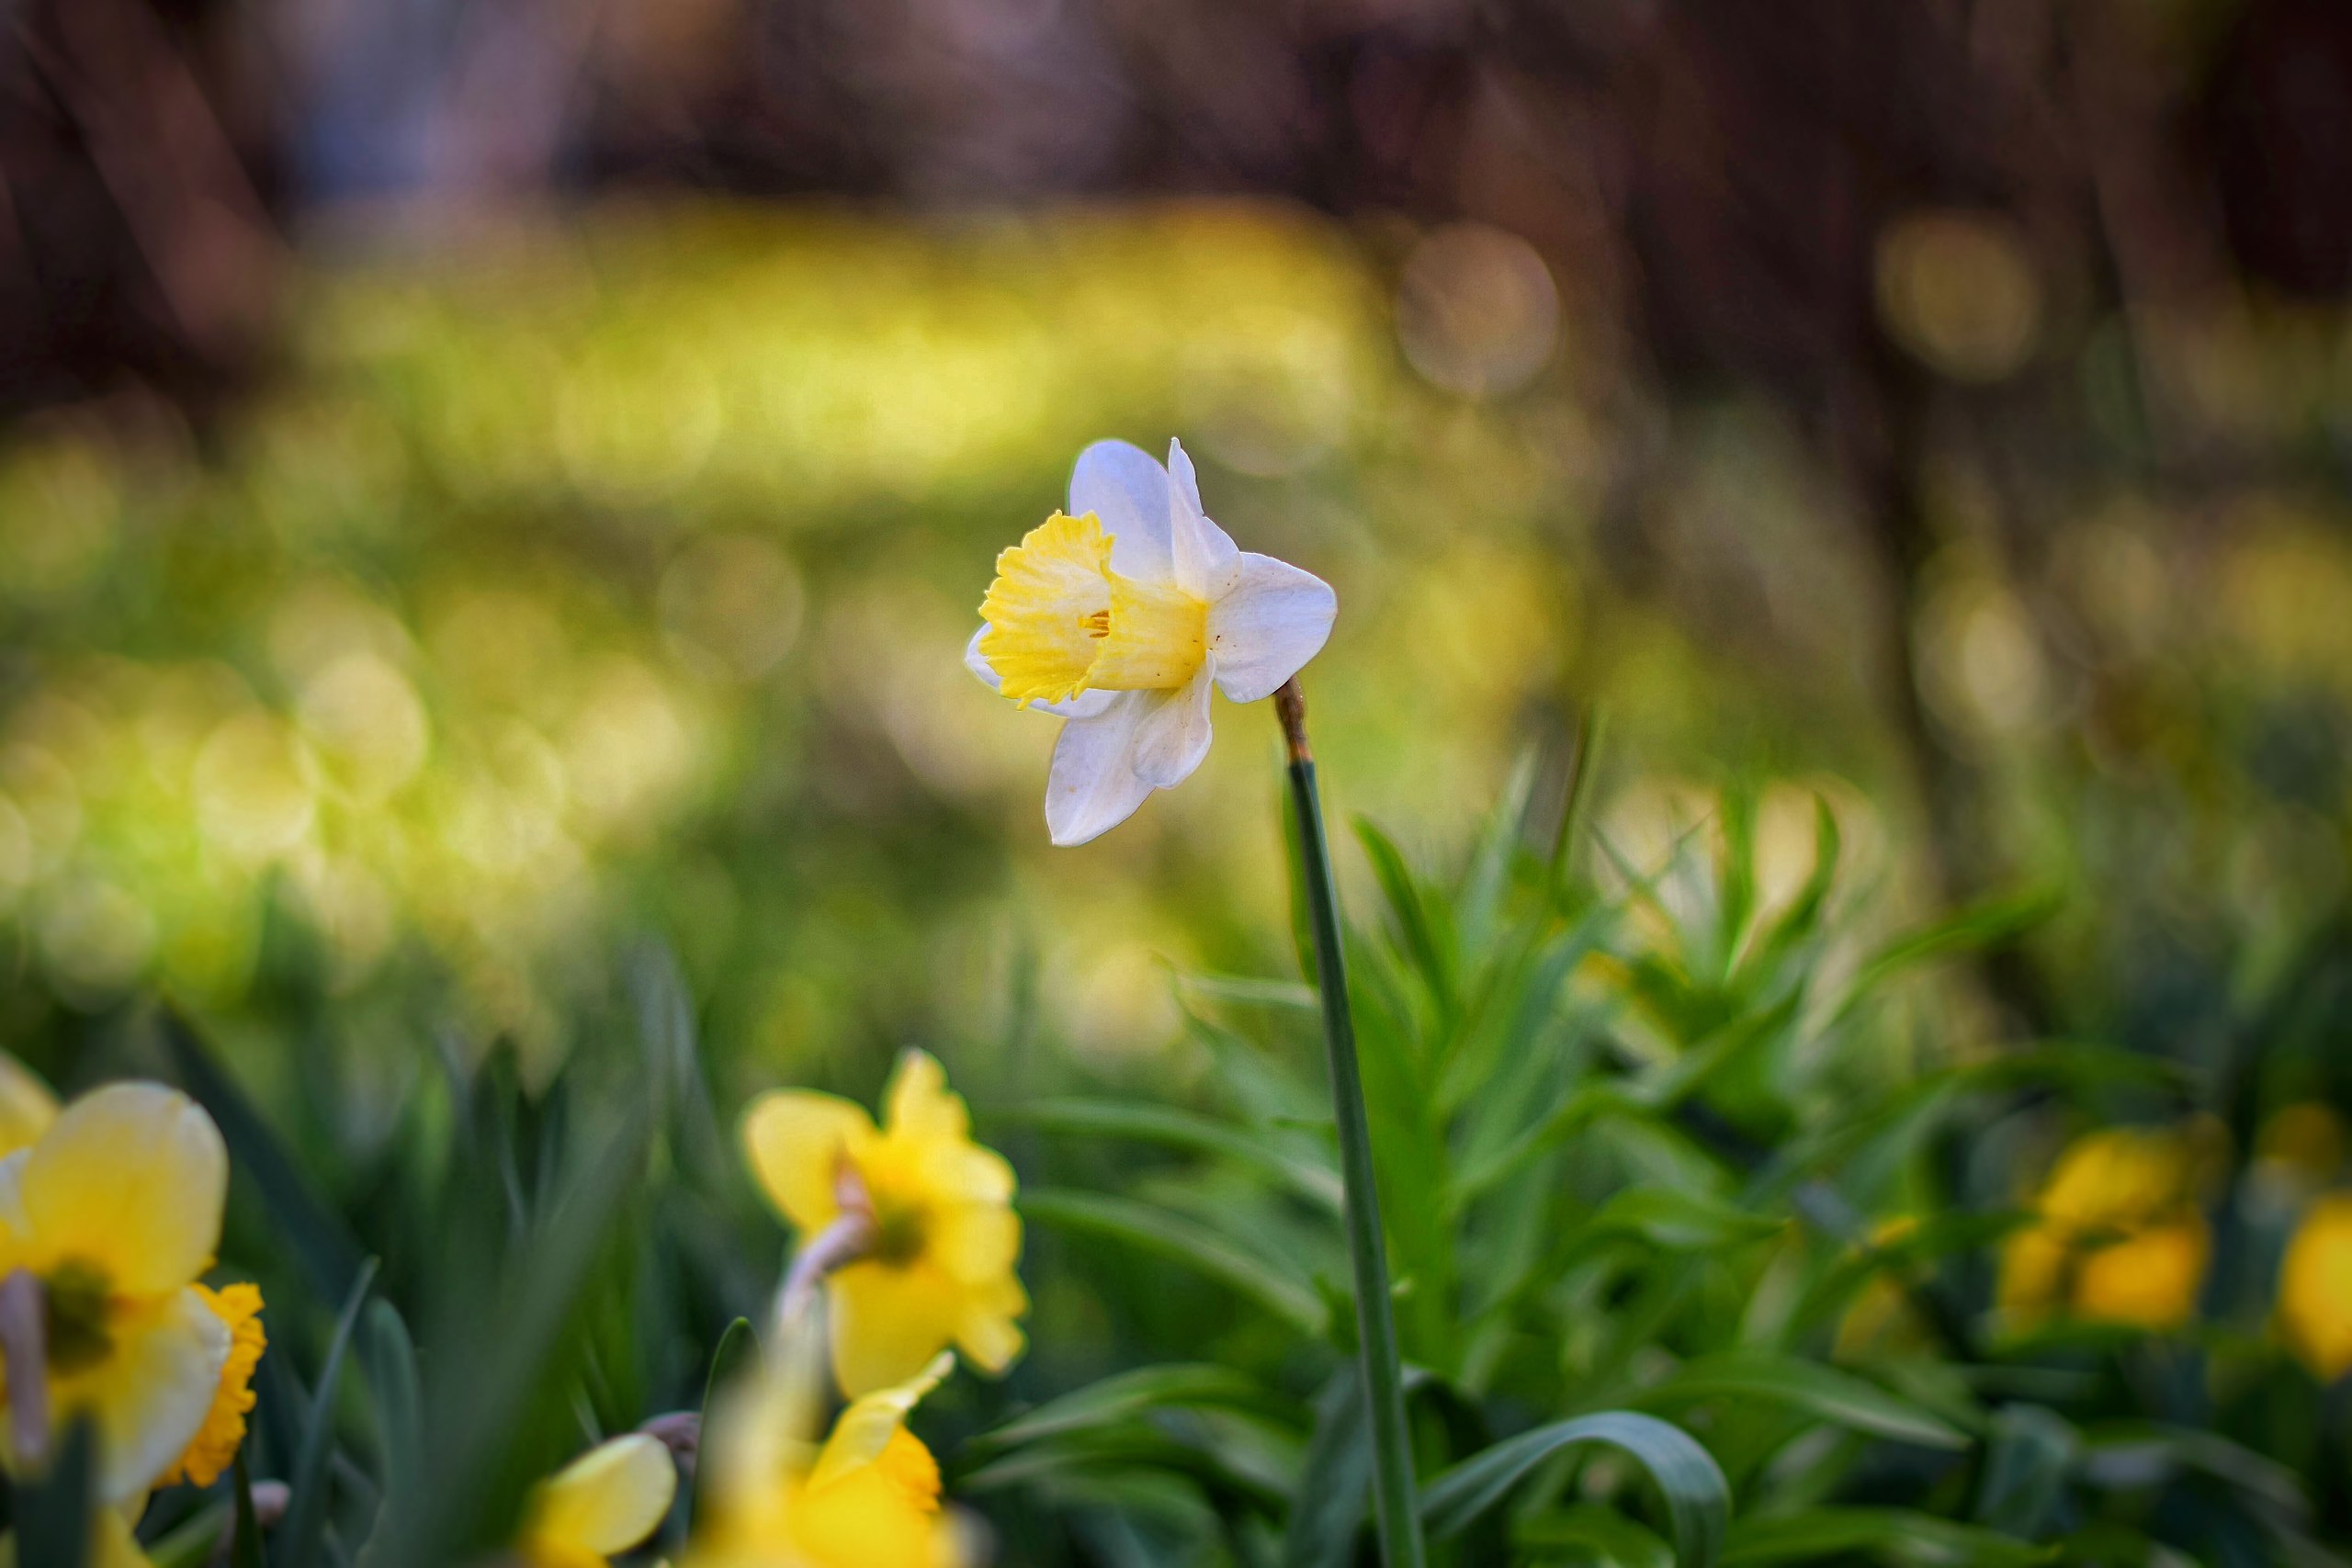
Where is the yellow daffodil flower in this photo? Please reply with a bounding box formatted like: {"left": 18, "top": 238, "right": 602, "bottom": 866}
{"left": 690, "top": 1350, "right": 966, "bottom": 1568}
{"left": 518, "top": 1432, "right": 680, "bottom": 1568}
{"left": 743, "top": 1052, "right": 1023, "bottom": 1399}
{"left": 1997, "top": 1122, "right": 2217, "bottom": 1332}
{"left": 968, "top": 438, "right": 1337, "bottom": 844}
{"left": 2278, "top": 1192, "right": 2352, "bottom": 1382}
{"left": 0, "top": 1082, "right": 253, "bottom": 1504}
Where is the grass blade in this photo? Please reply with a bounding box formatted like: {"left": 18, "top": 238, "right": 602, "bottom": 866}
{"left": 1420, "top": 1410, "right": 1727, "bottom": 1566}
{"left": 282, "top": 1256, "right": 383, "bottom": 1564}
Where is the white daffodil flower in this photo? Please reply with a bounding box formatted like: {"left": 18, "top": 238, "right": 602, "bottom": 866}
{"left": 967, "top": 438, "right": 1337, "bottom": 845}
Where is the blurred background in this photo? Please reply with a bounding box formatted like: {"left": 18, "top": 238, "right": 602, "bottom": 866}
{"left": 1, "top": 0, "right": 2348, "bottom": 1113}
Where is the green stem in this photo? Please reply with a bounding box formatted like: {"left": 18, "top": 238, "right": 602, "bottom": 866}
{"left": 1275, "top": 680, "right": 1427, "bottom": 1568}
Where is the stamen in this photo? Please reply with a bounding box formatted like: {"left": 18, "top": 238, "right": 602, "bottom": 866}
{"left": 1080, "top": 610, "right": 1110, "bottom": 638}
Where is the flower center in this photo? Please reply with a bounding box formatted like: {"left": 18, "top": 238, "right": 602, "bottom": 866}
{"left": 869, "top": 1199, "right": 929, "bottom": 1268}
{"left": 42, "top": 1259, "right": 115, "bottom": 1374}
{"left": 979, "top": 512, "right": 1207, "bottom": 705}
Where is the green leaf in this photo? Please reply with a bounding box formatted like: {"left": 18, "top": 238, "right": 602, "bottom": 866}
{"left": 282, "top": 1255, "right": 383, "bottom": 1565}
{"left": 1421, "top": 1410, "right": 1729, "bottom": 1567}
{"left": 1569, "top": 1188, "right": 1786, "bottom": 1254}
{"left": 969, "top": 1364, "right": 1292, "bottom": 1457}
{"left": 232, "top": 1448, "right": 266, "bottom": 1568}
{"left": 1515, "top": 1504, "right": 1675, "bottom": 1568}
{"left": 1722, "top": 1507, "right": 2053, "bottom": 1566}
{"left": 1282, "top": 1367, "right": 1372, "bottom": 1568}
{"left": 1838, "top": 886, "right": 2061, "bottom": 1011}
{"left": 361, "top": 1296, "right": 424, "bottom": 1547}
{"left": 15, "top": 1415, "right": 96, "bottom": 1568}
{"left": 141, "top": 1502, "right": 234, "bottom": 1568}
{"left": 1175, "top": 971, "right": 1320, "bottom": 1013}
{"left": 1973, "top": 1404, "right": 2076, "bottom": 1536}
{"left": 1020, "top": 1188, "right": 1326, "bottom": 1335}
{"left": 1353, "top": 817, "right": 1457, "bottom": 1019}
{"left": 693, "top": 1317, "right": 760, "bottom": 1523}
{"left": 998, "top": 1099, "right": 1341, "bottom": 1211}
{"left": 162, "top": 1012, "right": 369, "bottom": 1304}
{"left": 1634, "top": 1354, "right": 1971, "bottom": 1451}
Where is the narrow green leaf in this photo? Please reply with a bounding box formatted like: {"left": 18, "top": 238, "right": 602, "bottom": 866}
{"left": 1420, "top": 1410, "right": 1728, "bottom": 1567}
{"left": 1020, "top": 1188, "right": 1326, "bottom": 1335}
{"left": 1838, "top": 886, "right": 2061, "bottom": 1011}
{"left": 16, "top": 1415, "right": 96, "bottom": 1568}
{"left": 283, "top": 1256, "right": 383, "bottom": 1565}
{"left": 1973, "top": 1404, "right": 2076, "bottom": 1536}
{"left": 162, "top": 1012, "right": 368, "bottom": 1303}
{"left": 970, "top": 1364, "right": 1290, "bottom": 1457}
{"left": 362, "top": 1296, "right": 424, "bottom": 1537}
{"left": 1634, "top": 1353, "right": 1971, "bottom": 1451}
{"left": 1282, "top": 1366, "right": 1373, "bottom": 1568}
{"left": 1352, "top": 817, "right": 1457, "bottom": 1018}
{"left": 1569, "top": 1188, "right": 1786, "bottom": 1254}
{"left": 691, "top": 1316, "right": 760, "bottom": 1524}
{"left": 1722, "top": 1507, "right": 2053, "bottom": 1566}
{"left": 142, "top": 1502, "right": 234, "bottom": 1568}
{"left": 1175, "top": 971, "right": 1320, "bottom": 1013}
{"left": 232, "top": 1448, "right": 266, "bottom": 1568}
{"left": 998, "top": 1099, "right": 1341, "bottom": 1211}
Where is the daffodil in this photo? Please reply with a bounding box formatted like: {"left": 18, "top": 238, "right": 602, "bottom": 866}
{"left": 968, "top": 437, "right": 1337, "bottom": 844}
{"left": 1997, "top": 1122, "right": 2217, "bottom": 1332}
{"left": 0, "top": 1082, "right": 260, "bottom": 1505}
{"left": 743, "top": 1052, "right": 1023, "bottom": 1397}
{"left": 689, "top": 1350, "right": 966, "bottom": 1568}
{"left": 2278, "top": 1192, "right": 2352, "bottom": 1382}
{"left": 518, "top": 1432, "right": 680, "bottom": 1568}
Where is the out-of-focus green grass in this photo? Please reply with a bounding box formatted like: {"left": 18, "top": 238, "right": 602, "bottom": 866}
{"left": 0, "top": 198, "right": 2347, "bottom": 1116}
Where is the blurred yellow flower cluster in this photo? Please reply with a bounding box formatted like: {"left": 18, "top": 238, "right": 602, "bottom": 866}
{"left": 1998, "top": 1122, "right": 2222, "bottom": 1333}
{"left": 519, "top": 1050, "right": 1014, "bottom": 1567}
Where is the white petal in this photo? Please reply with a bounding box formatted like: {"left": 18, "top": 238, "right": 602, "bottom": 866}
{"left": 964, "top": 626, "right": 1116, "bottom": 719}
{"left": 1046, "top": 694, "right": 1157, "bottom": 846}
{"left": 49, "top": 1287, "right": 232, "bottom": 1503}
{"left": 1208, "top": 554, "right": 1338, "bottom": 704}
{"left": 1165, "top": 439, "right": 1239, "bottom": 600}
{"left": 1131, "top": 661, "right": 1216, "bottom": 789}
{"left": 1069, "top": 441, "right": 1174, "bottom": 583}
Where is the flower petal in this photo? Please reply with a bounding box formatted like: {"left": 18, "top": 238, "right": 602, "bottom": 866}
{"left": 963, "top": 628, "right": 1114, "bottom": 719}
{"left": 743, "top": 1092, "right": 876, "bottom": 1234}
{"left": 1069, "top": 440, "right": 1173, "bottom": 583}
{"left": 882, "top": 1050, "right": 969, "bottom": 1145}
{"left": 1207, "top": 553, "right": 1339, "bottom": 704}
{"left": 49, "top": 1286, "right": 230, "bottom": 1503}
{"left": 1166, "top": 439, "right": 1239, "bottom": 600}
{"left": 1130, "top": 662, "right": 1216, "bottom": 790}
{"left": 1044, "top": 693, "right": 1156, "bottom": 847}
{"left": 20, "top": 1084, "right": 224, "bottom": 1295}
{"left": 526, "top": 1433, "right": 678, "bottom": 1557}
{"left": 828, "top": 1261, "right": 963, "bottom": 1397}
{"left": 932, "top": 1202, "right": 1021, "bottom": 1284}
{"left": 955, "top": 1271, "right": 1030, "bottom": 1374}
{"left": 809, "top": 1350, "right": 952, "bottom": 1489}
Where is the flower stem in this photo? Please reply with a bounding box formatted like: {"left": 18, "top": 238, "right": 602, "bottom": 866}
{"left": 1274, "top": 679, "right": 1427, "bottom": 1568}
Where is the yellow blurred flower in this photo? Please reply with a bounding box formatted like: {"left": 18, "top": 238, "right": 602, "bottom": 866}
{"left": 1997, "top": 1123, "right": 2217, "bottom": 1332}
{"left": 0, "top": 1083, "right": 243, "bottom": 1502}
{"left": 743, "top": 1051, "right": 1024, "bottom": 1397}
{"left": 2278, "top": 1192, "right": 2352, "bottom": 1382}
{"left": 518, "top": 1432, "right": 679, "bottom": 1568}
{"left": 690, "top": 1349, "right": 966, "bottom": 1568}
